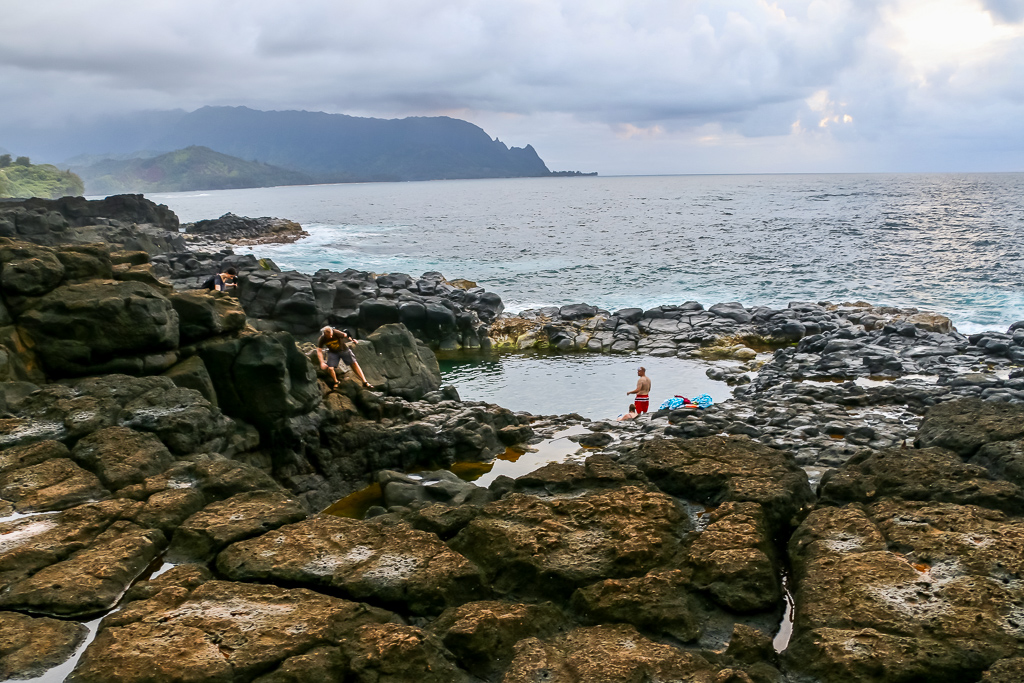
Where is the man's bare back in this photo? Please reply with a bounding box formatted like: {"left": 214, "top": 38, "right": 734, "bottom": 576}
{"left": 634, "top": 375, "right": 651, "bottom": 394}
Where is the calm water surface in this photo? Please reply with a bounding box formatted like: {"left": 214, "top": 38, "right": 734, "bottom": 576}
{"left": 438, "top": 351, "right": 733, "bottom": 420}
{"left": 153, "top": 173, "right": 1024, "bottom": 333}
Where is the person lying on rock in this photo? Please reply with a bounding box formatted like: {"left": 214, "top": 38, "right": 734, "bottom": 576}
{"left": 627, "top": 366, "right": 651, "bottom": 415}
{"left": 617, "top": 403, "right": 639, "bottom": 421}
{"left": 316, "top": 326, "right": 373, "bottom": 389}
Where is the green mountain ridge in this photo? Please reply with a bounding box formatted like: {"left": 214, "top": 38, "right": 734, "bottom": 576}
{"left": 72, "top": 146, "right": 313, "bottom": 195}
{"left": 0, "top": 158, "right": 84, "bottom": 199}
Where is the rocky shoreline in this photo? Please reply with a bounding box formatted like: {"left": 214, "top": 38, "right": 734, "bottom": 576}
{"left": 1, "top": 195, "right": 1024, "bottom": 682}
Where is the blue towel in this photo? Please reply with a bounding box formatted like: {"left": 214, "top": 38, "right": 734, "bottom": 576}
{"left": 659, "top": 397, "right": 687, "bottom": 411}
{"left": 691, "top": 393, "right": 713, "bottom": 408}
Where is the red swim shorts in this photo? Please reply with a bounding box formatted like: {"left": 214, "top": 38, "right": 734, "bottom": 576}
{"left": 634, "top": 394, "right": 650, "bottom": 414}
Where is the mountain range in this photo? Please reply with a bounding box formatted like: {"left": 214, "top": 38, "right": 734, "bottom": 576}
{"left": 7, "top": 107, "right": 563, "bottom": 185}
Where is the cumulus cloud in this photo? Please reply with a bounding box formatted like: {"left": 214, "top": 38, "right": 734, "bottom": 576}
{"left": 0, "top": 0, "right": 1021, "bottom": 171}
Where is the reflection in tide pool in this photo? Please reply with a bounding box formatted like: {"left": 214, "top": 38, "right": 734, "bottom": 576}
{"left": 439, "top": 351, "right": 733, "bottom": 421}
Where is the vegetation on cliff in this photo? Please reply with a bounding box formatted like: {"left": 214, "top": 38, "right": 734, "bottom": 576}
{"left": 0, "top": 154, "right": 84, "bottom": 199}
{"left": 72, "top": 145, "right": 313, "bottom": 195}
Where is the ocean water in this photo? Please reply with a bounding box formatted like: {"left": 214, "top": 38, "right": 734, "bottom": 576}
{"left": 154, "top": 173, "right": 1024, "bottom": 334}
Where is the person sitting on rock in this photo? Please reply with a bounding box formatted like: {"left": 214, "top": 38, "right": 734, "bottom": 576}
{"left": 617, "top": 404, "right": 639, "bottom": 421}
{"left": 316, "top": 326, "right": 373, "bottom": 389}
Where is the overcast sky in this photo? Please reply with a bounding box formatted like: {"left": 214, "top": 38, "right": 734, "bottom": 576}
{"left": 2, "top": 0, "right": 1023, "bottom": 173}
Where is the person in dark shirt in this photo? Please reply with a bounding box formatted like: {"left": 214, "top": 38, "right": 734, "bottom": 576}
{"left": 316, "top": 326, "right": 373, "bottom": 389}
{"left": 203, "top": 267, "right": 237, "bottom": 292}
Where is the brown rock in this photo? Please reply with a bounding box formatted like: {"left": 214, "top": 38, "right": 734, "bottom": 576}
{"left": 344, "top": 623, "right": 471, "bottom": 683}
{"left": 689, "top": 502, "right": 780, "bottom": 613}
{"left": 982, "top": 657, "right": 1024, "bottom": 682}
{"left": 502, "top": 624, "right": 717, "bottom": 683}
{"left": 0, "top": 499, "right": 142, "bottom": 589}
{"left": 217, "top": 515, "right": 483, "bottom": 615}
{"left": 820, "top": 446, "right": 1024, "bottom": 514}
{"left": 0, "top": 457, "right": 108, "bottom": 512}
{"left": 71, "top": 426, "right": 174, "bottom": 491}
{"left": 786, "top": 499, "right": 1024, "bottom": 682}
{"left": 915, "top": 398, "right": 1024, "bottom": 457}
{"left": 514, "top": 453, "right": 646, "bottom": 493}
{"left": 972, "top": 439, "right": 1024, "bottom": 490}
{"left": 169, "top": 491, "right": 307, "bottom": 562}
{"left": 69, "top": 580, "right": 396, "bottom": 683}
{"left": 571, "top": 569, "right": 701, "bottom": 641}
{"left": 430, "top": 600, "right": 568, "bottom": 678}
{"left": 252, "top": 646, "right": 348, "bottom": 683}
{"left": 0, "top": 439, "right": 69, "bottom": 475}
{"left": 631, "top": 436, "right": 814, "bottom": 532}
{"left": 449, "top": 486, "right": 687, "bottom": 598}
{"left": 0, "top": 519, "right": 165, "bottom": 617}
{"left": 167, "top": 289, "right": 247, "bottom": 345}
{"left": 0, "top": 610, "right": 88, "bottom": 680}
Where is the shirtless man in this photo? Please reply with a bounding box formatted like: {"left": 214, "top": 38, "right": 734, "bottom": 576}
{"left": 627, "top": 366, "right": 652, "bottom": 415}
{"left": 316, "top": 326, "right": 372, "bottom": 389}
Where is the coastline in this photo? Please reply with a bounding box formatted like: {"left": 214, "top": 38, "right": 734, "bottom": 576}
{"left": 1, "top": 196, "right": 1024, "bottom": 682}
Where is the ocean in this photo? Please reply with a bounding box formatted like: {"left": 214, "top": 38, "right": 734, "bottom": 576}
{"left": 150, "top": 173, "right": 1024, "bottom": 417}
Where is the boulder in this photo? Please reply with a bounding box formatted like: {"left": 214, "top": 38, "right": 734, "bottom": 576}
{"left": 217, "top": 515, "right": 483, "bottom": 615}
{"left": 915, "top": 398, "right": 1024, "bottom": 457}
{"left": 342, "top": 622, "right": 471, "bottom": 683}
{"left": 630, "top": 436, "right": 814, "bottom": 532}
{"left": 0, "top": 610, "right": 89, "bottom": 680}
{"left": 570, "top": 569, "right": 701, "bottom": 641}
{"left": 169, "top": 491, "right": 307, "bottom": 562}
{"left": 449, "top": 486, "right": 687, "bottom": 597}
{"left": 197, "top": 331, "right": 320, "bottom": 425}
{"left": 971, "top": 440, "right": 1024, "bottom": 489}
{"left": 17, "top": 280, "right": 179, "bottom": 376}
{"left": 0, "top": 242, "right": 65, "bottom": 296}
{"left": 709, "top": 302, "right": 753, "bottom": 324}
{"left": 0, "top": 519, "right": 165, "bottom": 618}
{"left": 687, "top": 502, "right": 780, "bottom": 612}
{"left": 502, "top": 624, "right": 716, "bottom": 683}
{"left": 513, "top": 453, "right": 645, "bottom": 494}
{"left": 351, "top": 323, "right": 441, "bottom": 400}
{"left": 71, "top": 426, "right": 174, "bottom": 491}
{"left": 162, "top": 355, "right": 218, "bottom": 406}
{"left": 786, "top": 499, "right": 1024, "bottom": 682}
{"left": 56, "top": 243, "right": 114, "bottom": 282}
{"left": 820, "top": 446, "right": 1024, "bottom": 514}
{"left": 429, "top": 600, "right": 568, "bottom": 679}
{"left": 69, "top": 580, "right": 395, "bottom": 683}
{"left": 0, "top": 458, "right": 108, "bottom": 512}
{"left": 167, "top": 289, "right": 246, "bottom": 344}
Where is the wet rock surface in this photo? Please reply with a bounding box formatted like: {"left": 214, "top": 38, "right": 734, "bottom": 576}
{"left": 3, "top": 198, "right": 1024, "bottom": 681}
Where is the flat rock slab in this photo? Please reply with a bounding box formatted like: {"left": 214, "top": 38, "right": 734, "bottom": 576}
{"left": 217, "top": 515, "right": 483, "bottom": 615}
{"left": 0, "top": 610, "right": 88, "bottom": 680}
{"left": 0, "top": 457, "right": 108, "bottom": 512}
{"left": 916, "top": 397, "right": 1024, "bottom": 457}
{"left": 503, "top": 624, "right": 718, "bottom": 683}
{"left": 570, "top": 569, "right": 701, "bottom": 642}
{"left": 169, "top": 490, "right": 307, "bottom": 562}
{"left": 68, "top": 580, "right": 396, "bottom": 683}
{"left": 342, "top": 623, "right": 471, "bottom": 683}
{"left": 513, "top": 453, "right": 647, "bottom": 494}
{"left": 429, "top": 600, "right": 569, "bottom": 678}
{"left": 820, "top": 446, "right": 1024, "bottom": 514}
{"left": 0, "top": 499, "right": 142, "bottom": 589}
{"left": 786, "top": 500, "right": 1024, "bottom": 682}
{"left": 71, "top": 425, "right": 174, "bottom": 491}
{"left": 0, "top": 519, "right": 164, "bottom": 618}
{"left": 449, "top": 486, "right": 687, "bottom": 597}
{"left": 631, "top": 435, "right": 814, "bottom": 532}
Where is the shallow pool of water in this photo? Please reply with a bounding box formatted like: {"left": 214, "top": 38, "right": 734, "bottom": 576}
{"left": 439, "top": 351, "right": 732, "bottom": 420}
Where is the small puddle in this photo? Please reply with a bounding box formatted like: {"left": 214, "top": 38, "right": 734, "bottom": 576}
{"left": 324, "top": 425, "right": 591, "bottom": 518}
{"left": 773, "top": 571, "right": 796, "bottom": 653}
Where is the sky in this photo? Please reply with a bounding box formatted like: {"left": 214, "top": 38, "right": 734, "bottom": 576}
{"left": 1, "top": 0, "right": 1023, "bottom": 174}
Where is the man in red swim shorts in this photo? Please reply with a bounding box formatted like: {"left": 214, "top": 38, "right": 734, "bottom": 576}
{"left": 627, "top": 366, "right": 652, "bottom": 414}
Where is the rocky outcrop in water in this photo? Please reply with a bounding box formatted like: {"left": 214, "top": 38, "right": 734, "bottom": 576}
{"left": 0, "top": 194, "right": 183, "bottom": 254}
{"left": 184, "top": 213, "right": 308, "bottom": 246}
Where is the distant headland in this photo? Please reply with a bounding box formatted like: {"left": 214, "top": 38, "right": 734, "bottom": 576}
{"left": 4, "top": 106, "right": 597, "bottom": 193}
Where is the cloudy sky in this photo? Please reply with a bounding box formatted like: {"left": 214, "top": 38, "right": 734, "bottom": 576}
{"left": 2, "top": 0, "right": 1023, "bottom": 173}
